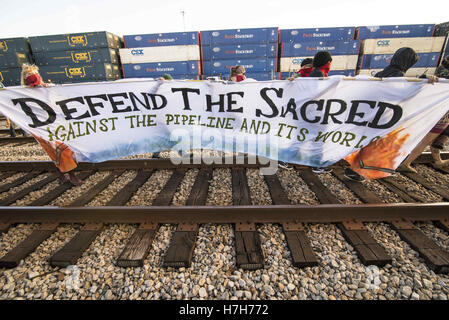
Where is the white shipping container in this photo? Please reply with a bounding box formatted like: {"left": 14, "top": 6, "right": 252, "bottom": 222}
{"left": 280, "top": 55, "right": 358, "bottom": 72}
{"left": 362, "top": 37, "right": 445, "bottom": 54}
{"left": 357, "top": 67, "right": 437, "bottom": 77}
{"left": 119, "top": 45, "right": 200, "bottom": 63}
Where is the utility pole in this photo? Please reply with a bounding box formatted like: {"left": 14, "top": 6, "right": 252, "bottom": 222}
{"left": 181, "top": 10, "right": 186, "bottom": 31}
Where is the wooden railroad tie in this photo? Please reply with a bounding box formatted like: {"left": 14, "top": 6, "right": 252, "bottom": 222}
{"left": 49, "top": 223, "right": 104, "bottom": 267}
{"left": 234, "top": 222, "right": 264, "bottom": 270}
{"left": 116, "top": 222, "right": 158, "bottom": 267}
{"left": 29, "top": 171, "right": 93, "bottom": 206}
{"left": 67, "top": 170, "right": 124, "bottom": 207}
{"left": 0, "top": 171, "right": 42, "bottom": 194}
{"left": 332, "top": 168, "right": 383, "bottom": 204}
{"left": 106, "top": 170, "right": 154, "bottom": 206}
{"left": 164, "top": 222, "right": 199, "bottom": 268}
{"left": 337, "top": 220, "right": 391, "bottom": 267}
{"left": 391, "top": 219, "right": 449, "bottom": 273}
{"left": 0, "top": 172, "right": 61, "bottom": 206}
{"left": 0, "top": 222, "right": 59, "bottom": 269}
{"left": 263, "top": 173, "right": 318, "bottom": 268}
{"left": 232, "top": 168, "right": 264, "bottom": 270}
{"left": 401, "top": 172, "right": 449, "bottom": 201}
{"left": 282, "top": 222, "right": 318, "bottom": 268}
{"left": 297, "top": 168, "right": 341, "bottom": 204}
{"left": 377, "top": 178, "right": 420, "bottom": 203}
{"left": 162, "top": 169, "right": 212, "bottom": 268}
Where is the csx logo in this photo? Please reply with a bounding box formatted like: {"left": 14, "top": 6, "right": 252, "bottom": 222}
{"left": 0, "top": 41, "right": 7, "bottom": 52}
{"left": 68, "top": 35, "right": 88, "bottom": 47}
{"left": 71, "top": 52, "right": 91, "bottom": 63}
{"left": 65, "top": 67, "right": 86, "bottom": 78}
{"left": 131, "top": 49, "right": 144, "bottom": 55}
{"left": 376, "top": 40, "right": 390, "bottom": 46}
{"left": 292, "top": 58, "right": 305, "bottom": 65}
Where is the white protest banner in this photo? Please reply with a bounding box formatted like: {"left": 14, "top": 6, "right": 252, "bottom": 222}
{"left": 0, "top": 76, "right": 449, "bottom": 179}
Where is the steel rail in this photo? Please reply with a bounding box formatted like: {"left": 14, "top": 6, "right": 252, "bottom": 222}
{"left": 0, "top": 203, "right": 448, "bottom": 224}
{"left": 0, "top": 157, "right": 279, "bottom": 171}
{"left": 1, "top": 151, "right": 448, "bottom": 171}
{"left": 0, "top": 136, "right": 35, "bottom": 143}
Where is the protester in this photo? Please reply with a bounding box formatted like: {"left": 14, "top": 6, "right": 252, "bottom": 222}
{"left": 429, "top": 56, "right": 449, "bottom": 168}
{"left": 307, "top": 51, "right": 333, "bottom": 174}
{"left": 372, "top": 47, "right": 440, "bottom": 173}
{"left": 154, "top": 74, "right": 174, "bottom": 158}
{"left": 230, "top": 65, "right": 246, "bottom": 82}
{"left": 21, "top": 63, "right": 82, "bottom": 185}
{"left": 309, "top": 52, "right": 332, "bottom": 78}
{"left": 435, "top": 55, "right": 449, "bottom": 79}
{"left": 288, "top": 58, "right": 314, "bottom": 80}
{"left": 0, "top": 81, "right": 17, "bottom": 137}
{"left": 158, "top": 73, "right": 173, "bottom": 80}
{"left": 280, "top": 58, "right": 316, "bottom": 169}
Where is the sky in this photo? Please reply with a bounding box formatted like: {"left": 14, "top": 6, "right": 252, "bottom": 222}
{"left": 0, "top": 0, "right": 448, "bottom": 38}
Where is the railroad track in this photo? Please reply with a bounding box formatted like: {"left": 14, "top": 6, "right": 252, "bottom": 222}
{"left": 0, "top": 157, "right": 448, "bottom": 274}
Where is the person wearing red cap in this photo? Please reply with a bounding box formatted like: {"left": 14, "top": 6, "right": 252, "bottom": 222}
{"left": 307, "top": 51, "right": 333, "bottom": 174}
{"left": 20, "top": 64, "right": 82, "bottom": 185}
{"left": 230, "top": 65, "right": 246, "bottom": 82}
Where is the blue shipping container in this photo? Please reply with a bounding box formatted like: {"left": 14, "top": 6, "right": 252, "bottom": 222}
{"left": 357, "top": 24, "right": 435, "bottom": 39}
{"left": 279, "top": 70, "right": 355, "bottom": 79}
{"left": 202, "top": 58, "right": 276, "bottom": 75}
{"left": 33, "top": 48, "right": 119, "bottom": 66}
{"left": 0, "top": 52, "right": 32, "bottom": 68}
{"left": 0, "top": 38, "right": 30, "bottom": 54}
{"left": 280, "top": 27, "right": 355, "bottom": 42}
{"left": 281, "top": 40, "right": 360, "bottom": 57}
{"left": 124, "top": 74, "right": 200, "bottom": 80}
{"left": 122, "top": 61, "right": 200, "bottom": 78}
{"left": 204, "top": 72, "right": 278, "bottom": 81}
{"left": 29, "top": 31, "right": 121, "bottom": 52}
{"left": 124, "top": 32, "right": 199, "bottom": 48}
{"left": 0, "top": 68, "right": 21, "bottom": 86}
{"left": 201, "top": 43, "right": 277, "bottom": 60}
{"left": 201, "top": 27, "right": 278, "bottom": 45}
{"left": 361, "top": 52, "right": 440, "bottom": 69}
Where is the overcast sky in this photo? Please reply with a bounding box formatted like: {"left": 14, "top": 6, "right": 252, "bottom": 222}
{"left": 0, "top": 0, "right": 447, "bottom": 38}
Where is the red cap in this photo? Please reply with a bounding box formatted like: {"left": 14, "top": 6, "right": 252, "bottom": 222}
{"left": 26, "top": 74, "right": 41, "bottom": 87}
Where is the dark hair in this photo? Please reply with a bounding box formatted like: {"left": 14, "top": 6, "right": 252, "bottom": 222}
{"left": 231, "top": 65, "right": 245, "bottom": 76}
{"left": 390, "top": 47, "right": 419, "bottom": 72}
{"left": 313, "top": 51, "right": 332, "bottom": 68}
{"left": 301, "top": 58, "right": 313, "bottom": 67}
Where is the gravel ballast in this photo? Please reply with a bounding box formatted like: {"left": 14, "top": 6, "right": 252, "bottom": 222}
{"left": 0, "top": 144, "right": 448, "bottom": 300}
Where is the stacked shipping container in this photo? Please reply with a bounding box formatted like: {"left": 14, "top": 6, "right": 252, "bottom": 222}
{"left": 278, "top": 27, "right": 358, "bottom": 79}
{"left": 29, "top": 31, "right": 122, "bottom": 84}
{"left": 120, "top": 32, "right": 201, "bottom": 80}
{"left": 356, "top": 24, "right": 445, "bottom": 77}
{"left": 1, "top": 22, "right": 449, "bottom": 86}
{"left": 200, "top": 27, "right": 278, "bottom": 80}
{"left": 0, "top": 38, "right": 33, "bottom": 86}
